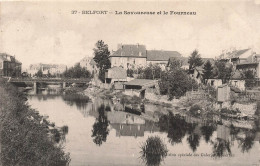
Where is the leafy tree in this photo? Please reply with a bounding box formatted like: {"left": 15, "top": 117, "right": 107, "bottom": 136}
{"left": 93, "top": 40, "right": 111, "bottom": 82}
{"left": 159, "top": 60, "right": 198, "bottom": 99}
{"left": 35, "top": 69, "right": 43, "bottom": 77}
{"left": 188, "top": 50, "right": 203, "bottom": 71}
{"left": 241, "top": 70, "right": 255, "bottom": 87}
{"left": 137, "top": 64, "right": 162, "bottom": 80}
{"left": 63, "top": 63, "right": 90, "bottom": 78}
{"left": 202, "top": 60, "right": 214, "bottom": 81}
{"left": 215, "top": 60, "right": 233, "bottom": 84}
{"left": 167, "top": 57, "right": 183, "bottom": 71}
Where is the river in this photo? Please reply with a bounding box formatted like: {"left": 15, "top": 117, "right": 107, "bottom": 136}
{"left": 27, "top": 88, "right": 260, "bottom": 166}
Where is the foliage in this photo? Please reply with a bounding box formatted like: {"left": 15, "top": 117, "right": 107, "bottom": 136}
{"left": 93, "top": 40, "right": 111, "bottom": 83}
{"left": 35, "top": 69, "right": 43, "bottom": 77}
{"left": 159, "top": 67, "right": 198, "bottom": 99}
{"left": 140, "top": 136, "right": 168, "bottom": 166}
{"left": 0, "top": 80, "right": 70, "bottom": 166}
{"left": 127, "top": 68, "right": 134, "bottom": 77}
{"left": 202, "top": 60, "right": 214, "bottom": 81}
{"left": 241, "top": 70, "right": 255, "bottom": 87}
{"left": 137, "top": 64, "right": 162, "bottom": 80}
{"left": 63, "top": 63, "right": 91, "bottom": 78}
{"left": 215, "top": 60, "right": 233, "bottom": 83}
{"left": 188, "top": 50, "right": 203, "bottom": 71}
{"left": 167, "top": 57, "right": 183, "bottom": 71}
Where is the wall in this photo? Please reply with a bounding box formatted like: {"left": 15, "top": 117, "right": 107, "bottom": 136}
{"left": 229, "top": 80, "right": 245, "bottom": 91}
{"left": 110, "top": 57, "right": 146, "bottom": 69}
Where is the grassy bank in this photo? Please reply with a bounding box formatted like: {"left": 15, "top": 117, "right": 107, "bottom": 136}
{"left": 0, "top": 79, "right": 70, "bottom": 166}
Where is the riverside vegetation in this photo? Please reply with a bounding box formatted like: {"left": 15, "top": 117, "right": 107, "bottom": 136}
{"left": 0, "top": 79, "right": 70, "bottom": 166}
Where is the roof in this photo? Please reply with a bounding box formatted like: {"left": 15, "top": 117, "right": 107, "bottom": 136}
{"left": 106, "top": 66, "right": 127, "bottom": 79}
{"left": 168, "top": 56, "right": 189, "bottom": 66}
{"left": 147, "top": 50, "right": 181, "bottom": 61}
{"left": 110, "top": 44, "right": 147, "bottom": 58}
{"left": 0, "top": 53, "right": 22, "bottom": 64}
{"left": 236, "top": 62, "right": 259, "bottom": 69}
{"left": 124, "top": 79, "right": 158, "bottom": 86}
{"left": 219, "top": 48, "right": 251, "bottom": 59}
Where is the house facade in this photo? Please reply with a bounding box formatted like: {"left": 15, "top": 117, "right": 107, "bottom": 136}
{"left": 110, "top": 44, "right": 147, "bottom": 69}
{"left": 27, "top": 63, "right": 66, "bottom": 76}
{"left": 146, "top": 50, "right": 181, "bottom": 70}
{"left": 79, "top": 56, "right": 97, "bottom": 74}
{"left": 0, "top": 53, "right": 22, "bottom": 77}
{"left": 110, "top": 44, "right": 182, "bottom": 70}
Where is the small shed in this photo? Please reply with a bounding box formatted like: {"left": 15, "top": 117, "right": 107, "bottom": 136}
{"left": 123, "top": 79, "right": 159, "bottom": 99}
{"left": 105, "top": 66, "right": 127, "bottom": 82}
{"left": 217, "top": 84, "right": 230, "bottom": 102}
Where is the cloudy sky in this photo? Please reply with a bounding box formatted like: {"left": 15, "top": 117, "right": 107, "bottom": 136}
{"left": 0, "top": 1, "right": 260, "bottom": 68}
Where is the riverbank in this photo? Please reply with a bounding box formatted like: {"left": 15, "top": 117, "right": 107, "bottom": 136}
{"left": 0, "top": 79, "right": 70, "bottom": 165}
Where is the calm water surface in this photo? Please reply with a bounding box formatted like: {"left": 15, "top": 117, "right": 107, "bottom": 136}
{"left": 27, "top": 89, "right": 260, "bottom": 166}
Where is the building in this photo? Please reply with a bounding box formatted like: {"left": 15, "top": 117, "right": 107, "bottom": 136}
{"left": 110, "top": 44, "right": 182, "bottom": 70}
{"left": 110, "top": 44, "right": 147, "bottom": 69}
{"left": 79, "top": 56, "right": 97, "bottom": 74}
{"left": 217, "top": 84, "right": 231, "bottom": 102}
{"left": 27, "top": 63, "right": 66, "bottom": 76}
{"left": 123, "top": 79, "right": 159, "bottom": 99}
{"left": 0, "top": 53, "right": 22, "bottom": 77}
{"left": 105, "top": 66, "right": 127, "bottom": 89}
{"left": 146, "top": 50, "right": 181, "bottom": 70}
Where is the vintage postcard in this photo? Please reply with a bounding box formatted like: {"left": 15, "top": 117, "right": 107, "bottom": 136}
{"left": 0, "top": 0, "right": 260, "bottom": 166}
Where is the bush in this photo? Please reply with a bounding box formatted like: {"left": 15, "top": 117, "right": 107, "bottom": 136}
{"left": 140, "top": 136, "right": 168, "bottom": 166}
{"left": 0, "top": 80, "right": 70, "bottom": 166}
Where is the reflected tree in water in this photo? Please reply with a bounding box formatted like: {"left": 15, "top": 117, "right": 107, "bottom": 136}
{"left": 91, "top": 104, "right": 110, "bottom": 146}
{"left": 238, "top": 132, "right": 255, "bottom": 153}
{"left": 200, "top": 124, "right": 216, "bottom": 143}
{"left": 211, "top": 138, "right": 232, "bottom": 158}
{"left": 62, "top": 93, "right": 89, "bottom": 110}
{"left": 140, "top": 136, "right": 168, "bottom": 166}
{"left": 158, "top": 113, "right": 189, "bottom": 145}
{"left": 186, "top": 123, "right": 201, "bottom": 152}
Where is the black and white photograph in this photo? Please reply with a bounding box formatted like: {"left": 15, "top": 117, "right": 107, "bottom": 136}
{"left": 0, "top": 1, "right": 260, "bottom": 165}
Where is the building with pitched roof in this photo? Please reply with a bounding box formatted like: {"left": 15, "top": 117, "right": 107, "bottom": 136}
{"left": 146, "top": 50, "right": 181, "bottom": 69}
{"left": 110, "top": 44, "right": 182, "bottom": 70}
{"left": 27, "top": 63, "right": 66, "bottom": 76}
{"left": 110, "top": 44, "right": 147, "bottom": 69}
{"left": 79, "top": 56, "right": 97, "bottom": 74}
{"left": 0, "top": 53, "right": 22, "bottom": 77}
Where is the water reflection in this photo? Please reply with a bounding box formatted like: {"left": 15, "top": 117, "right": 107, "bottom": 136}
{"left": 91, "top": 104, "right": 110, "bottom": 146}
{"left": 27, "top": 88, "right": 260, "bottom": 165}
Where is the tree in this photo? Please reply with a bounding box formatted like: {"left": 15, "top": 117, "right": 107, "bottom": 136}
{"left": 215, "top": 61, "right": 233, "bottom": 84}
{"left": 62, "top": 63, "right": 90, "bottom": 78}
{"left": 35, "top": 69, "right": 43, "bottom": 77}
{"left": 93, "top": 40, "right": 111, "bottom": 83}
{"left": 241, "top": 70, "right": 255, "bottom": 87}
{"left": 137, "top": 64, "right": 162, "bottom": 80}
{"left": 188, "top": 50, "right": 203, "bottom": 71}
{"left": 159, "top": 58, "right": 198, "bottom": 99}
{"left": 202, "top": 60, "right": 214, "bottom": 82}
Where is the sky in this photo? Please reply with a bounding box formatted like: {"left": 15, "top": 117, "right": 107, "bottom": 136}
{"left": 0, "top": 1, "right": 260, "bottom": 69}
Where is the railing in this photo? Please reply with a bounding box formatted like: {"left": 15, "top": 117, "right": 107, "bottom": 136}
{"left": 9, "top": 77, "right": 91, "bottom": 83}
